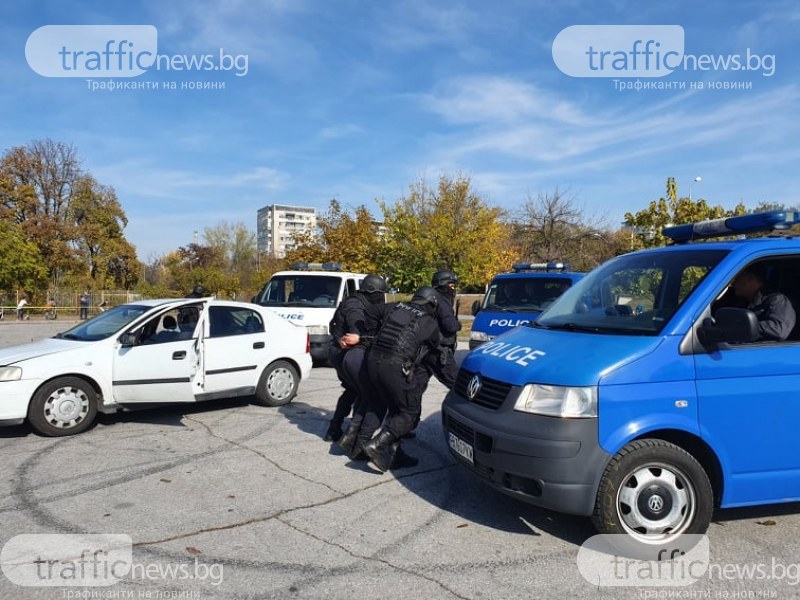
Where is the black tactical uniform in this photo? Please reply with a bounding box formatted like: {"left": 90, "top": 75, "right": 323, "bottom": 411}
{"left": 325, "top": 275, "right": 386, "bottom": 441}
{"left": 361, "top": 287, "right": 441, "bottom": 472}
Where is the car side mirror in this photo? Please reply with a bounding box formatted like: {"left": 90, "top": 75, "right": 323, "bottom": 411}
{"left": 119, "top": 332, "right": 138, "bottom": 348}
{"left": 471, "top": 300, "right": 480, "bottom": 316}
{"left": 698, "top": 307, "right": 759, "bottom": 345}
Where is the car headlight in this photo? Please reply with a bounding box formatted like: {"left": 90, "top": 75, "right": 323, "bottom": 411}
{"left": 514, "top": 384, "right": 597, "bottom": 418}
{"left": 470, "top": 330, "right": 490, "bottom": 342}
{"left": 0, "top": 366, "right": 22, "bottom": 382}
{"left": 307, "top": 325, "right": 328, "bottom": 336}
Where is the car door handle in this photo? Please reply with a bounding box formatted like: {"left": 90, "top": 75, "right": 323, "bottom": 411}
{"left": 173, "top": 351, "right": 186, "bottom": 359}
{"left": 253, "top": 342, "right": 265, "bottom": 349}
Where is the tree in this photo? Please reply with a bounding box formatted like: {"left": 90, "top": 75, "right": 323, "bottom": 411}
{"left": 624, "top": 178, "right": 747, "bottom": 249}
{"left": 0, "top": 139, "right": 139, "bottom": 289}
{"left": 71, "top": 176, "right": 138, "bottom": 287}
{"left": 0, "top": 220, "right": 48, "bottom": 293}
{"left": 285, "top": 200, "right": 381, "bottom": 274}
{"left": 203, "top": 221, "right": 258, "bottom": 289}
{"left": 378, "top": 175, "right": 513, "bottom": 291}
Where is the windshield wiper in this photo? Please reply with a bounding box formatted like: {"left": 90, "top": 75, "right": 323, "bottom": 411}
{"left": 486, "top": 305, "right": 518, "bottom": 312}
{"left": 541, "top": 322, "right": 602, "bottom": 333}
{"left": 57, "top": 333, "right": 83, "bottom": 340}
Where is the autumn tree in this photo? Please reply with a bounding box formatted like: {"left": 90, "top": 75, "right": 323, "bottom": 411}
{"left": 285, "top": 200, "right": 381, "bottom": 274}
{"left": 0, "top": 139, "right": 139, "bottom": 290}
{"left": 203, "top": 221, "right": 258, "bottom": 289}
{"left": 624, "top": 177, "right": 747, "bottom": 249}
{"left": 71, "top": 176, "right": 138, "bottom": 287}
{"left": 378, "top": 175, "right": 513, "bottom": 291}
{"left": 0, "top": 220, "right": 48, "bottom": 293}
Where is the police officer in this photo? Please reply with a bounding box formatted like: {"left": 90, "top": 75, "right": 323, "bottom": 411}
{"left": 325, "top": 275, "right": 387, "bottom": 442}
{"left": 186, "top": 285, "right": 207, "bottom": 298}
{"left": 360, "top": 286, "right": 441, "bottom": 472}
{"left": 425, "top": 270, "right": 462, "bottom": 389}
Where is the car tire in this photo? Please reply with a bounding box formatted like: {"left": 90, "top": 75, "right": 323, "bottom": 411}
{"left": 254, "top": 360, "right": 299, "bottom": 407}
{"left": 28, "top": 376, "right": 98, "bottom": 437}
{"left": 591, "top": 439, "right": 713, "bottom": 544}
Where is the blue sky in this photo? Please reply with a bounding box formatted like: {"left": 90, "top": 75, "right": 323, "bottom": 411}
{"left": 3, "top": 0, "right": 800, "bottom": 259}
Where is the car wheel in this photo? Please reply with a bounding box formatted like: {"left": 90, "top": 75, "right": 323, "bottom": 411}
{"left": 254, "top": 360, "right": 299, "bottom": 407}
{"left": 28, "top": 376, "right": 98, "bottom": 437}
{"left": 591, "top": 439, "right": 713, "bottom": 544}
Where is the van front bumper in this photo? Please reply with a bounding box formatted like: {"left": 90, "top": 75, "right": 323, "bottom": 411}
{"left": 442, "top": 388, "right": 610, "bottom": 516}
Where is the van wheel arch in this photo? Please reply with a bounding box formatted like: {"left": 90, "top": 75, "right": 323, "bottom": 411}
{"left": 631, "top": 429, "right": 724, "bottom": 507}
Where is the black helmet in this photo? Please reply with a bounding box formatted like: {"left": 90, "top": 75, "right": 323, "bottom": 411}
{"left": 187, "top": 285, "right": 207, "bottom": 298}
{"left": 432, "top": 270, "right": 458, "bottom": 287}
{"left": 360, "top": 275, "right": 387, "bottom": 294}
{"left": 411, "top": 286, "right": 438, "bottom": 307}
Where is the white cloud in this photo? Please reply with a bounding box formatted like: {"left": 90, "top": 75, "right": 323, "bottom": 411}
{"left": 421, "top": 76, "right": 587, "bottom": 125}
{"left": 317, "top": 123, "right": 364, "bottom": 141}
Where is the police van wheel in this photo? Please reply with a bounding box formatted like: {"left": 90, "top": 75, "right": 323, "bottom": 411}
{"left": 254, "top": 361, "right": 299, "bottom": 407}
{"left": 591, "top": 439, "right": 713, "bottom": 544}
{"left": 28, "top": 376, "right": 98, "bottom": 437}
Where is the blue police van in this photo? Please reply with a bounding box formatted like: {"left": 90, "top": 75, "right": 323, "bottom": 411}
{"left": 469, "top": 263, "right": 584, "bottom": 349}
{"left": 443, "top": 211, "right": 800, "bottom": 544}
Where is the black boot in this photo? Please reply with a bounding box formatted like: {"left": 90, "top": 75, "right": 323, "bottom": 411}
{"left": 362, "top": 430, "right": 397, "bottom": 473}
{"left": 337, "top": 422, "right": 359, "bottom": 453}
{"left": 324, "top": 421, "right": 344, "bottom": 442}
{"left": 350, "top": 429, "right": 374, "bottom": 461}
{"left": 389, "top": 441, "right": 419, "bottom": 470}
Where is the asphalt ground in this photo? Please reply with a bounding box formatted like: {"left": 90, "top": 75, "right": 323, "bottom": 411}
{"left": 1, "top": 320, "right": 799, "bottom": 599}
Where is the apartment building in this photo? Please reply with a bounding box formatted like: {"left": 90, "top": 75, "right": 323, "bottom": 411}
{"left": 257, "top": 204, "right": 318, "bottom": 258}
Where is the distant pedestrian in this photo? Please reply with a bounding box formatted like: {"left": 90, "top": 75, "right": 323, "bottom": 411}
{"left": 16, "top": 298, "right": 28, "bottom": 321}
{"left": 79, "top": 291, "right": 90, "bottom": 320}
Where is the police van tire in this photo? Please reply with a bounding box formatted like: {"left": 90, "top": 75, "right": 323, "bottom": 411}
{"left": 28, "top": 376, "right": 98, "bottom": 437}
{"left": 254, "top": 360, "right": 299, "bottom": 407}
{"left": 591, "top": 439, "right": 713, "bottom": 543}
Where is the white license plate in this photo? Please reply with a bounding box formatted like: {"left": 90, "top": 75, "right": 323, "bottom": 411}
{"left": 448, "top": 432, "right": 474, "bottom": 464}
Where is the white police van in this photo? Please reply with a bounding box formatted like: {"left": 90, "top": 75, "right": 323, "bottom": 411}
{"left": 253, "top": 263, "right": 366, "bottom": 363}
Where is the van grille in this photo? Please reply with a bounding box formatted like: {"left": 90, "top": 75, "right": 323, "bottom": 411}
{"left": 455, "top": 369, "right": 512, "bottom": 410}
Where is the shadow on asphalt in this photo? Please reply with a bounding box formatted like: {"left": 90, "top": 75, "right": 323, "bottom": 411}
{"left": 0, "top": 397, "right": 259, "bottom": 438}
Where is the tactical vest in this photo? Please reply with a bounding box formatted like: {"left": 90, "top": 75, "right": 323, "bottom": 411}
{"left": 372, "top": 302, "right": 427, "bottom": 362}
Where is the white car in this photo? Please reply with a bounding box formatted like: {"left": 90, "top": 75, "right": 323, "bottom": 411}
{"left": 0, "top": 298, "right": 312, "bottom": 436}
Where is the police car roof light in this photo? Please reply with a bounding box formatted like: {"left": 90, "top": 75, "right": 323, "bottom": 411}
{"left": 663, "top": 210, "right": 800, "bottom": 243}
{"left": 512, "top": 261, "right": 569, "bottom": 272}
{"left": 290, "top": 262, "right": 343, "bottom": 271}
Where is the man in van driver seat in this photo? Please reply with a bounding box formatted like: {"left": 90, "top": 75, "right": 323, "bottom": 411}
{"left": 730, "top": 265, "right": 796, "bottom": 341}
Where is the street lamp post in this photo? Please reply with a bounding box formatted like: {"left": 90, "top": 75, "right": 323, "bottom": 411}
{"left": 689, "top": 176, "right": 702, "bottom": 201}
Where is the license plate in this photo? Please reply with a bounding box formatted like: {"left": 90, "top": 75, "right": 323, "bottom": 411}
{"left": 448, "top": 432, "right": 474, "bottom": 464}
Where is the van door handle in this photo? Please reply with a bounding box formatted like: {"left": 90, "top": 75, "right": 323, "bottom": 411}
{"left": 172, "top": 351, "right": 186, "bottom": 359}
{"left": 253, "top": 342, "right": 265, "bottom": 349}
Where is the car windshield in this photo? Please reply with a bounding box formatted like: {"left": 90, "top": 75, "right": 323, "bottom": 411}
{"left": 535, "top": 249, "right": 729, "bottom": 335}
{"left": 55, "top": 304, "right": 152, "bottom": 341}
{"left": 483, "top": 277, "right": 573, "bottom": 312}
{"left": 256, "top": 275, "right": 341, "bottom": 307}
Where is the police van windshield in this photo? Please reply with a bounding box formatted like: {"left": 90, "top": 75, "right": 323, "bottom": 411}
{"left": 257, "top": 275, "right": 341, "bottom": 307}
{"left": 483, "top": 277, "right": 572, "bottom": 313}
{"left": 536, "top": 249, "right": 729, "bottom": 335}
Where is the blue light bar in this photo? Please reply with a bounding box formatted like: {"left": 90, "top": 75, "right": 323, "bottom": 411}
{"left": 512, "top": 261, "right": 569, "bottom": 272}
{"left": 290, "top": 262, "right": 342, "bottom": 271}
{"left": 663, "top": 211, "right": 800, "bottom": 243}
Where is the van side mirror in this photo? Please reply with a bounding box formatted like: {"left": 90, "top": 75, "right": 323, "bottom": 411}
{"left": 471, "top": 300, "right": 480, "bottom": 316}
{"left": 698, "top": 308, "right": 759, "bottom": 345}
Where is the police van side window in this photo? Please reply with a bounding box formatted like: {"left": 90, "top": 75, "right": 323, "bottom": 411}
{"left": 711, "top": 258, "right": 800, "bottom": 343}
